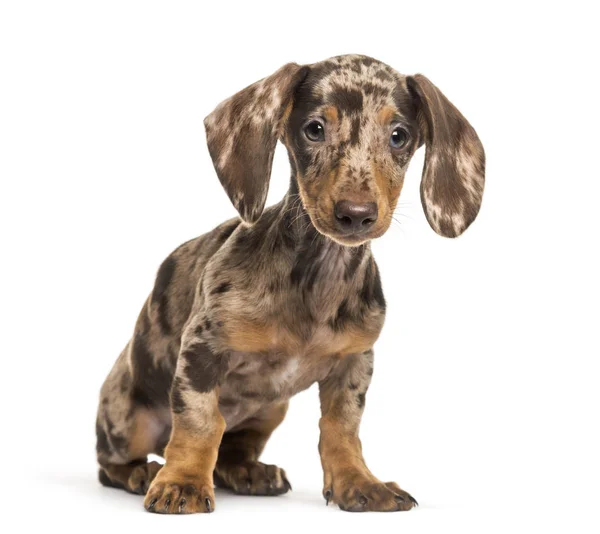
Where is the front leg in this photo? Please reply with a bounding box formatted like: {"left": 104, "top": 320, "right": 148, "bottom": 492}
{"left": 318, "top": 349, "right": 417, "bottom": 512}
{"left": 144, "top": 327, "right": 228, "bottom": 514}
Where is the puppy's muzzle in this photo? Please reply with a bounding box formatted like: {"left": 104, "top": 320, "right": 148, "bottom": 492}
{"left": 334, "top": 200, "right": 378, "bottom": 235}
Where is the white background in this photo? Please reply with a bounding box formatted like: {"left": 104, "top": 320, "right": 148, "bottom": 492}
{"left": 1, "top": 1, "right": 599, "bottom": 532}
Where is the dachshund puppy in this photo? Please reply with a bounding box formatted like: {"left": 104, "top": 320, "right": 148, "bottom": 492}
{"left": 96, "top": 54, "right": 485, "bottom": 514}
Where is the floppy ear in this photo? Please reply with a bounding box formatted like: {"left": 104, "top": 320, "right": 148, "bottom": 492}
{"left": 407, "top": 74, "right": 485, "bottom": 238}
{"left": 204, "top": 63, "right": 309, "bottom": 223}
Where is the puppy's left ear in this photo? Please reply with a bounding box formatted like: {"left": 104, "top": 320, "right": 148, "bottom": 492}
{"left": 407, "top": 74, "right": 485, "bottom": 238}
{"left": 204, "top": 63, "right": 309, "bottom": 223}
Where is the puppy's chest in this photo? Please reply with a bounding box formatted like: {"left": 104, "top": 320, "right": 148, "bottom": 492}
{"left": 222, "top": 350, "right": 335, "bottom": 401}
{"left": 218, "top": 349, "right": 336, "bottom": 431}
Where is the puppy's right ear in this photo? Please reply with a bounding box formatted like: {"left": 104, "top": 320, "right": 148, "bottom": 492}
{"left": 204, "top": 63, "right": 309, "bottom": 223}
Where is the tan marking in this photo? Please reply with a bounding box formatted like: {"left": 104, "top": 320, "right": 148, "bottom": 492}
{"left": 313, "top": 324, "right": 382, "bottom": 358}
{"left": 370, "top": 164, "right": 403, "bottom": 235}
{"left": 377, "top": 105, "right": 397, "bottom": 126}
{"left": 224, "top": 319, "right": 280, "bottom": 353}
{"left": 162, "top": 419, "right": 224, "bottom": 477}
{"left": 323, "top": 106, "right": 339, "bottom": 124}
{"left": 371, "top": 165, "right": 389, "bottom": 201}
{"left": 225, "top": 315, "right": 382, "bottom": 362}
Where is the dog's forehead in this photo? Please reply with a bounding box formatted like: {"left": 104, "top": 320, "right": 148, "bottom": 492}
{"left": 306, "top": 54, "right": 409, "bottom": 112}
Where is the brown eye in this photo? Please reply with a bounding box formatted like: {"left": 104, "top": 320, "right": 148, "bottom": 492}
{"left": 390, "top": 126, "right": 409, "bottom": 149}
{"left": 304, "top": 120, "right": 325, "bottom": 142}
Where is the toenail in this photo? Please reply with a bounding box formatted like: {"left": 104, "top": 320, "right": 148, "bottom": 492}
{"left": 205, "top": 497, "right": 213, "bottom": 513}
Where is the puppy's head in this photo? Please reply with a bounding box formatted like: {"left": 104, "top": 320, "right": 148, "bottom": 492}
{"left": 205, "top": 55, "right": 485, "bottom": 244}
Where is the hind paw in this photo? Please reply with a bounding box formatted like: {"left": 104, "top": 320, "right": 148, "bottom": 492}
{"left": 214, "top": 461, "right": 291, "bottom": 496}
{"left": 128, "top": 461, "right": 162, "bottom": 495}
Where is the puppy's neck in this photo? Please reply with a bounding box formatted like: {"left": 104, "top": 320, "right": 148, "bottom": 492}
{"left": 276, "top": 181, "right": 371, "bottom": 292}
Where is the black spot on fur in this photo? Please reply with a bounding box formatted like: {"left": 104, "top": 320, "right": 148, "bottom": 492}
{"left": 212, "top": 281, "right": 231, "bottom": 295}
{"left": 241, "top": 390, "right": 262, "bottom": 399}
{"left": 330, "top": 85, "right": 364, "bottom": 115}
{"left": 372, "top": 264, "right": 386, "bottom": 309}
{"left": 438, "top": 218, "right": 455, "bottom": 237}
{"left": 218, "top": 396, "right": 238, "bottom": 408}
{"left": 345, "top": 245, "right": 365, "bottom": 281}
{"left": 102, "top": 413, "right": 128, "bottom": 455}
{"left": 195, "top": 325, "right": 203, "bottom": 336}
{"left": 330, "top": 299, "right": 353, "bottom": 331}
{"left": 131, "top": 333, "right": 173, "bottom": 407}
{"left": 152, "top": 258, "right": 176, "bottom": 306}
{"left": 374, "top": 69, "right": 394, "bottom": 82}
{"left": 393, "top": 82, "right": 419, "bottom": 122}
{"left": 350, "top": 116, "right": 361, "bottom": 146}
{"left": 170, "top": 377, "right": 186, "bottom": 414}
{"left": 357, "top": 392, "right": 366, "bottom": 409}
{"left": 349, "top": 383, "right": 359, "bottom": 390}
{"left": 360, "top": 259, "right": 386, "bottom": 310}
{"left": 361, "top": 82, "right": 389, "bottom": 99}
{"left": 204, "top": 318, "right": 212, "bottom": 330}
{"left": 96, "top": 420, "right": 111, "bottom": 457}
{"left": 349, "top": 61, "right": 362, "bottom": 74}
{"left": 182, "top": 343, "right": 227, "bottom": 393}
{"left": 308, "top": 60, "right": 341, "bottom": 82}
{"left": 289, "top": 228, "right": 334, "bottom": 291}
{"left": 152, "top": 256, "right": 177, "bottom": 335}
{"left": 359, "top": 56, "right": 376, "bottom": 68}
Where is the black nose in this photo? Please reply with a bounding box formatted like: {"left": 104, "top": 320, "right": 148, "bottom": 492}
{"left": 334, "top": 200, "right": 378, "bottom": 234}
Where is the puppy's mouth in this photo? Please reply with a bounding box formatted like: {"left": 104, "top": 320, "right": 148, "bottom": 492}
{"left": 308, "top": 208, "right": 391, "bottom": 246}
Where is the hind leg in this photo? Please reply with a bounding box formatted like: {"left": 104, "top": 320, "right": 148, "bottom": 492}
{"left": 214, "top": 401, "right": 291, "bottom": 496}
{"left": 96, "top": 347, "right": 171, "bottom": 495}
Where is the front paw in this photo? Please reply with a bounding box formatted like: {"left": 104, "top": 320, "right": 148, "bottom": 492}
{"left": 324, "top": 478, "right": 417, "bottom": 512}
{"left": 144, "top": 471, "right": 215, "bottom": 514}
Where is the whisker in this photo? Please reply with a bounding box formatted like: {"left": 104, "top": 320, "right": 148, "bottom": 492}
{"left": 310, "top": 226, "right": 322, "bottom": 248}
{"left": 393, "top": 210, "right": 416, "bottom": 222}
{"left": 281, "top": 196, "right": 303, "bottom": 218}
